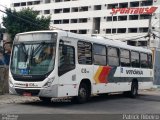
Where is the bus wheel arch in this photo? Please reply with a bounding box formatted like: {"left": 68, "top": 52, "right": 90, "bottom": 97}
{"left": 130, "top": 78, "right": 139, "bottom": 98}
{"left": 75, "top": 79, "right": 91, "bottom": 103}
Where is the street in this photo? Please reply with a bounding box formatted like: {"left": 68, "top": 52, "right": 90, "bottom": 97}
{"left": 0, "top": 90, "right": 160, "bottom": 115}
{"left": 0, "top": 90, "right": 160, "bottom": 120}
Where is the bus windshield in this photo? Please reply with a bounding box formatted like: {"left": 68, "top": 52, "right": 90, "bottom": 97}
{"left": 11, "top": 33, "right": 57, "bottom": 75}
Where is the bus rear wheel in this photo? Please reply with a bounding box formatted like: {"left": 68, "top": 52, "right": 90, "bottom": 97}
{"left": 39, "top": 97, "right": 51, "bottom": 103}
{"left": 75, "top": 83, "right": 90, "bottom": 104}
{"left": 130, "top": 81, "right": 138, "bottom": 98}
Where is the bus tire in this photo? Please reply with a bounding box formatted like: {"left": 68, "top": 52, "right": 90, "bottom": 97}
{"left": 76, "top": 83, "right": 90, "bottom": 104}
{"left": 39, "top": 97, "right": 51, "bottom": 103}
{"left": 130, "top": 81, "right": 138, "bottom": 98}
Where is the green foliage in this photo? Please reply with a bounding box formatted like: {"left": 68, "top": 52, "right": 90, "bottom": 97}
{"left": 2, "top": 8, "right": 51, "bottom": 41}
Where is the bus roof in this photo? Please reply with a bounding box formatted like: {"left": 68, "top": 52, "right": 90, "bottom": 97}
{"left": 16, "top": 30, "right": 152, "bottom": 54}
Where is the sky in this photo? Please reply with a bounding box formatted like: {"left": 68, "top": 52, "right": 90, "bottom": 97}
{"left": 0, "top": 0, "right": 11, "bottom": 25}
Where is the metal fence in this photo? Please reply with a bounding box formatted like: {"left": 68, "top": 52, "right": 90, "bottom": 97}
{"left": 0, "top": 66, "right": 9, "bottom": 95}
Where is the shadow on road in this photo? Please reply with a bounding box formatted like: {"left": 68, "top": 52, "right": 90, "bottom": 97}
{"left": 137, "top": 94, "right": 160, "bottom": 102}
{"left": 20, "top": 93, "right": 128, "bottom": 107}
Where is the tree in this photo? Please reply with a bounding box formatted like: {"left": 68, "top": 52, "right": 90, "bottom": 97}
{"left": 2, "top": 8, "right": 51, "bottom": 41}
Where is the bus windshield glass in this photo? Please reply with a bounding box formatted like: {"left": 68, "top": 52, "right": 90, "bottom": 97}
{"left": 11, "top": 33, "right": 57, "bottom": 75}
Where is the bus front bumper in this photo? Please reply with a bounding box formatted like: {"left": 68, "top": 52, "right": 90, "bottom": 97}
{"left": 9, "top": 85, "right": 59, "bottom": 98}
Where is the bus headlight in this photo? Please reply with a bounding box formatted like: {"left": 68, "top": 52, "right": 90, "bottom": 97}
{"left": 43, "top": 77, "right": 55, "bottom": 88}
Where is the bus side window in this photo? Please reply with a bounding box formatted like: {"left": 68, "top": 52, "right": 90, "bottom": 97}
{"left": 140, "top": 53, "right": 148, "bottom": 68}
{"left": 78, "top": 41, "right": 92, "bottom": 64}
{"left": 108, "top": 47, "right": 120, "bottom": 66}
{"left": 148, "top": 54, "right": 153, "bottom": 69}
{"left": 93, "top": 44, "right": 106, "bottom": 65}
{"left": 120, "top": 49, "right": 131, "bottom": 67}
{"left": 131, "top": 51, "right": 140, "bottom": 68}
{"left": 58, "top": 44, "right": 75, "bottom": 76}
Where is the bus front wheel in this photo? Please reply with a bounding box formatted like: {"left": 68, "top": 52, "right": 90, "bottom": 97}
{"left": 75, "top": 83, "right": 90, "bottom": 104}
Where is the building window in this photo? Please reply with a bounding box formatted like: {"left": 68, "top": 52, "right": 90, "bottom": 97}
{"left": 139, "top": 27, "right": 148, "bottom": 33}
{"left": 21, "top": 2, "right": 26, "bottom": 6}
{"left": 55, "top": 0, "right": 63, "bottom": 2}
{"left": 54, "top": 20, "right": 62, "bottom": 24}
{"left": 113, "top": 16, "right": 117, "bottom": 21}
{"left": 71, "top": 7, "right": 79, "bottom": 12}
{"left": 128, "top": 28, "right": 138, "bottom": 33}
{"left": 108, "top": 47, "right": 119, "bottom": 66}
{"left": 119, "top": 2, "right": 128, "bottom": 8}
{"left": 127, "top": 41, "right": 137, "bottom": 46}
{"left": 93, "top": 44, "right": 106, "bottom": 65}
{"left": 106, "top": 29, "right": 111, "bottom": 34}
{"left": 129, "top": 15, "right": 139, "bottom": 20}
{"left": 79, "top": 6, "right": 88, "bottom": 12}
{"left": 34, "top": 1, "right": 40, "bottom": 5}
{"left": 78, "top": 41, "right": 92, "bottom": 64}
{"left": 14, "top": 3, "right": 20, "bottom": 7}
{"left": 120, "top": 49, "right": 130, "bottom": 67}
{"left": 62, "top": 19, "right": 69, "bottom": 24}
{"left": 71, "top": 19, "right": 78, "bottom": 23}
{"left": 94, "top": 5, "right": 101, "bottom": 10}
{"left": 106, "top": 16, "right": 112, "bottom": 21}
{"left": 63, "top": 8, "right": 70, "bottom": 13}
{"left": 54, "top": 9, "right": 63, "bottom": 14}
{"left": 27, "top": 2, "right": 32, "bottom": 5}
{"left": 130, "top": 1, "right": 139, "bottom": 7}
{"left": 141, "top": 0, "right": 153, "bottom": 6}
{"left": 79, "top": 18, "right": 88, "bottom": 23}
{"left": 64, "top": 0, "right": 70, "bottom": 2}
{"left": 70, "top": 30, "right": 78, "bottom": 33}
{"left": 44, "top": 10, "right": 50, "bottom": 14}
{"left": 118, "top": 16, "right": 127, "bottom": 21}
{"left": 131, "top": 51, "right": 140, "bottom": 68}
{"left": 108, "top": 4, "right": 118, "bottom": 9}
{"left": 45, "top": 0, "right": 50, "bottom": 3}
{"left": 79, "top": 30, "right": 87, "bottom": 34}
{"left": 112, "top": 29, "right": 117, "bottom": 33}
{"left": 117, "top": 28, "right": 126, "bottom": 33}
{"left": 138, "top": 41, "right": 147, "bottom": 46}
{"left": 140, "top": 14, "right": 150, "bottom": 19}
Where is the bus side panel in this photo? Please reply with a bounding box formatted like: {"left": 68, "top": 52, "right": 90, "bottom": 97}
{"left": 58, "top": 69, "right": 78, "bottom": 97}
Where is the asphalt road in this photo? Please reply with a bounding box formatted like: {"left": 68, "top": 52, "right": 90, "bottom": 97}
{"left": 0, "top": 90, "right": 160, "bottom": 120}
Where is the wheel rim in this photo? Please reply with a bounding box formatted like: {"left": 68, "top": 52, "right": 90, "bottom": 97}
{"left": 79, "top": 87, "right": 87, "bottom": 100}
{"left": 132, "top": 85, "right": 137, "bottom": 95}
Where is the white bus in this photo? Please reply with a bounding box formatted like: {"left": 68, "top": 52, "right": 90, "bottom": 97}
{"left": 9, "top": 30, "right": 153, "bottom": 103}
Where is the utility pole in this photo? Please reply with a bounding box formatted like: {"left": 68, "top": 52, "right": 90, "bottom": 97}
{"left": 148, "top": 14, "right": 152, "bottom": 48}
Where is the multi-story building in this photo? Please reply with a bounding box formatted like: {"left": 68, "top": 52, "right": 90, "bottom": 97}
{"left": 10, "top": 0, "right": 160, "bottom": 47}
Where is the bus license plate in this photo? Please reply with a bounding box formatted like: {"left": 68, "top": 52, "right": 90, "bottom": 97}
{"left": 23, "top": 92, "right": 32, "bottom": 96}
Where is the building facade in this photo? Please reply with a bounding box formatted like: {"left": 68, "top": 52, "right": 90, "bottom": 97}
{"left": 10, "top": 0, "right": 160, "bottom": 47}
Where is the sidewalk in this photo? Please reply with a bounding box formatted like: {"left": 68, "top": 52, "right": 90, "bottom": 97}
{"left": 0, "top": 94, "right": 39, "bottom": 105}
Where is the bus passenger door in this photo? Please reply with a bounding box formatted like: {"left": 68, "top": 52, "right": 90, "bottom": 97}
{"left": 58, "top": 40, "right": 77, "bottom": 97}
